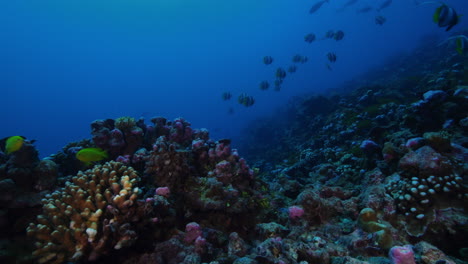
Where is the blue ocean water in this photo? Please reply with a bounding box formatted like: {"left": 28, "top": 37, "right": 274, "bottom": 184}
{"left": 1, "top": 0, "right": 467, "bottom": 157}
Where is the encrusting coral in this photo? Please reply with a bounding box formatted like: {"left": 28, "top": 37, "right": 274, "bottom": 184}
{"left": 27, "top": 161, "right": 145, "bottom": 264}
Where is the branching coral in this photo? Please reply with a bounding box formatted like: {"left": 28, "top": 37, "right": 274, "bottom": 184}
{"left": 27, "top": 161, "right": 143, "bottom": 263}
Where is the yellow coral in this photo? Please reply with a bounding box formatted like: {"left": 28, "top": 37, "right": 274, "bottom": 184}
{"left": 357, "top": 208, "right": 393, "bottom": 249}
{"left": 27, "top": 161, "right": 141, "bottom": 264}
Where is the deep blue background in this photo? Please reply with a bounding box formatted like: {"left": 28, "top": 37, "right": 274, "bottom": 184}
{"left": 1, "top": 0, "right": 467, "bottom": 157}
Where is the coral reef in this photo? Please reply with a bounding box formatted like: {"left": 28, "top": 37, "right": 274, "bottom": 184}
{"left": 1, "top": 30, "right": 468, "bottom": 264}
{"left": 236, "top": 32, "right": 468, "bottom": 263}
{"left": 26, "top": 161, "right": 158, "bottom": 263}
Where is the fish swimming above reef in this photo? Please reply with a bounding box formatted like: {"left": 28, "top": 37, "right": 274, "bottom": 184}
{"left": 309, "top": 0, "right": 329, "bottom": 14}
{"left": 377, "top": 0, "right": 392, "bottom": 11}
{"left": 263, "top": 56, "right": 274, "bottom": 65}
{"left": 5, "top": 136, "right": 25, "bottom": 154}
{"left": 433, "top": 4, "right": 460, "bottom": 31}
{"left": 276, "top": 67, "right": 287, "bottom": 79}
{"left": 334, "top": 30, "right": 345, "bottom": 41}
{"left": 292, "top": 54, "right": 308, "bottom": 64}
{"left": 300, "top": 56, "right": 308, "bottom": 63}
{"left": 76, "top": 148, "right": 108, "bottom": 165}
{"left": 304, "top": 33, "right": 316, "bottom": 43}
{"left": 238, "top": 93, "right": 255, "bottom": 107}
{"left": 337, "top": 0, "right": 359, "bottom": 12}
{"left": 324, "top": 30, "right": 335, "bottom": 39}
{"left": 455, "top": 35, "right": 468, "bottom": 55}
{"left": 375, "top": 15, "right": 387, "bottom": 25}
{"left": 259, "top": 81, "right": 270, "bottom": 91}
{"left": 327, "top": 52, "right": 337, "bottom": 63}
{"left": 222, "top": 92, "right": 232, "bottom": 101}
{"left": 357, "top": 6, "right": 373, "bottom": 13}
{"left": 288, "top": 65, "right": 297, "bottom": 73}
{"left": 438, "top": 35, "right": 468, "bottom": 55}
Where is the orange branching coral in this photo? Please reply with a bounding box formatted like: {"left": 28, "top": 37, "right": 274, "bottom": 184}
{"left": 27, "top": 161, "right": 141, "bottom": 264}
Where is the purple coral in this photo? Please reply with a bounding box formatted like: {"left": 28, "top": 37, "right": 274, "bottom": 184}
{"left": 389, "top": 245, "right": 416, "bottom": 264}
{"left": 360, "top": 140, "right": 381, "bottom": 155}
{"left": 288, "top": 206, "right": 305, "bottom": 219}
{"left": 184, "top": 222, "right": 202, "bottom": 244}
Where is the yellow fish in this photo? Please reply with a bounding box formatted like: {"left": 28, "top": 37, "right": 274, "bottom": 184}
{"left": 5, "top": 136, "right": 25, "bottom": 154}
{"left": 76, "top": 148, "right": 108, "bottom": 165}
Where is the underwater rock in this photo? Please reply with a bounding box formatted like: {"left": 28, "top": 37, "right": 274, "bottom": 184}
{"left": 422, "top": 90, "right": 447, "bottom": 104}
{"left": 423, "top": 132, "right": 452, "bottom": 153}
{"left": 414, "top": 241, "right": 457, "bottom": 264}
{"left": 32, "top": 159, "right": 57, "bottom": 191}
{"left": 398, "top": 146, "right": 453, "bottom": 178}
{"left": 255, "top": 222, "right": 289, "bottom": 240}
{"left": 405, "top": 137, "right": 427, "bottom": 150}
{"left": 228, "top": 232, "right": 248, "bottom": 257}
{"left": 0, "top": 179, "right": 15, "bottom": 205}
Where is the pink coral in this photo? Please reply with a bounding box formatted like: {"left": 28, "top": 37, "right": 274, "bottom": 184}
{"left": 169, "top": 118, "right": 193, "bottom": 144}
{"left": 389, "top": 245, "right": 416, "bottom": 264}
{"left": 405, "top": 137, "right": 426, "bottom": 150}
{"left": 109, "top": 128, "right": 125, "bottom": 148}
{"left": 116, "top": 155, "right": 130, "bottom": 164}
{"left": 184, "top": 222, "right": 202, "bottom": 244}
{"left": 288, "top": 206, "right": 305, "bottom": 219}
{"left": 155, "top": 187, "right": 170, "bottom": 197}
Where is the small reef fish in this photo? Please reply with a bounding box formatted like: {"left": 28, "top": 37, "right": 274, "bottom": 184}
{"left": 375, "top": 15, "right": 387, "bottom": 25}
{"left": 344, "top": 0, "right": 358, "bottom": 7}
{"left": 276, "top": 68, "right": 287, "bottom": 79}
{"left": 263, "top": 56, "right": 274, "bottom": 65}
{"left": 304, "top": 33, "right": 316, "bottom": 43}
{"left": 377, "top": 0, "right": 392, "bottom": 11}
{"left": 433, "top": 4, "right": 460, "bottom": 31}
{"left": 238, "top": 94, "right": 255, "bottom": 107}
{"left": 309, "top": 0, "right": 329, "bottom": 14}
{"left": 357, "top": 6, "right": 373, "bottom": 13}
{"left": 5, "top": 136, "right": 25, "bottom": 154}
{"left": 288, "top": 65, "right": 297, "bottom": 73}
{"left": 438, "top": 35, "right": 468, "bottom": 55}
{"left": 455, "top": 35, "right": 467, "bottom": 55}
{"left": 334, "top": 30, "right": 345, "bottom": 41}
{"left": 222, "top": 92, "right": 232, "bottom": 101}
{"left": 259, "top": 81, "right": 270, "bottom": 91}
{"left": 327, "top": 52, "right": 337, "bottom": 63}
{"left": 292, "top": 54, "right": 308, "bottom": 63}
{"left": 76, "top": 148, "right": 108, "bottom": 165}
{"left": 324, "top": 30, "right": 335, "bottom": 39}
{"left": 337, "top": 0, "right": 358, "bottom": 12}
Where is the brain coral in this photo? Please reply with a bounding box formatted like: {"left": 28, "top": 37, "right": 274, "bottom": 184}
{"left": 27, "top": 161, "right": 143, "bottom": 264}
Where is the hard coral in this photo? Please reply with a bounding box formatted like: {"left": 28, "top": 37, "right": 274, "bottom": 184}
{"left": 27, "top": 161, "right": 146, "bottom": 264}
{"left": 115, "top": 116, "right": 137, "bottom": 132}
{"left": 389, "top": 245, "right": 416, "bottom": 264}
